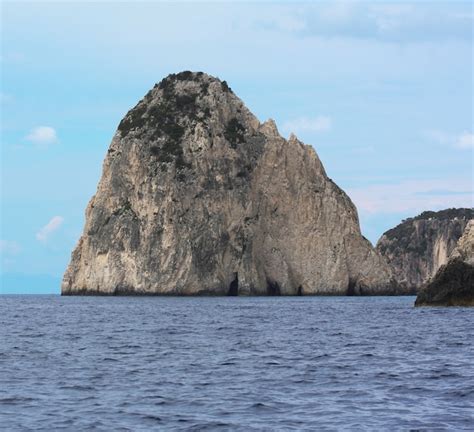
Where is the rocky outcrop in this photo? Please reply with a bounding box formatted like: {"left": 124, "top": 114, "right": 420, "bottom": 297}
{"left": 62, "top": 71, "right": 400, "bottom": 296}
{"left": 376, "top": 209, "right": 474, "bottom": 293}
{"left": 415, "top": 220, "right": 474, "bottom": 306}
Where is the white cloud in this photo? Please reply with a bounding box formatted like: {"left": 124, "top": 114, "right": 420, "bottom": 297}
{"left": 455, "top": 132, "right": 474, "bottom": 149}
{"left": 425, "top": 129, "right": 474, "bottom": 150}
{"left": 319, "top": 2, "right": 355, "bottom": 22}
{"left": 282, "top": 116, "right": 332, "bottom": 134}
{"left": 267, "top": 13, "right": 306, "bottom": 32}
{"left": 0, "top": 240, "right": 21, "bottom": 256}
{"left": 25, "top": 126, "right": 58, "bottom": 148}
{"left": 266, "top": 2, "right": 472, "bottom": 42}
{"left": 0, "top": 93, "right": 14, "bottom": 104}
{"left": 0, "top": 52, "right": 25, "bottom": 64}
{"left": 424, "top": 129, "right": 450, "bottom": 145}
{"left": 347, "top": 178, "right": 473, "bottom": 215}
{"left": 36, "top": 216, "right": 64, "bottom": 242}
{"left": 370, "top": 4, "right": 414, "bottom": 33}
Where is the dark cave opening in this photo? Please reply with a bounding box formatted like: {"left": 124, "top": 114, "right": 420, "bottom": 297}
{"left": 347, "top": 279, "right": 356, "bottom": 296}
{"left": 228, "top": 273, "right": 239, "bottom": 296}
{"left": 297, "top": 286, "right": 303, "bottom": 296}
{"left": 266, "top": 280, "right": 281, "bottom": 296}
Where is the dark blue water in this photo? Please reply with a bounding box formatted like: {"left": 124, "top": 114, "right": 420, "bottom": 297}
{"left": 1, "top": 296, "right": 473, "bottom": 431}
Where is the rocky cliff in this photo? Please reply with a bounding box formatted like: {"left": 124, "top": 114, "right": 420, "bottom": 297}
{"left": 62, "top": 71, "right": 400, "bottom": 296}
{"left": 376, "top": 209, "right": 474, "bottom": 293}
{"left": 415, "top": 220, "right": 474, "bottom": 306}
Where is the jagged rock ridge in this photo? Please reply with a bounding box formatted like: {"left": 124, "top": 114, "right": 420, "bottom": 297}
{"left": 376, "top": 208, "right": 474, "bottom": 293}
{"left": 415, "top": 220, "right": 474, "bottom": 306}
{"left": 62, "top": 71, "right": 400, "bottom": 296}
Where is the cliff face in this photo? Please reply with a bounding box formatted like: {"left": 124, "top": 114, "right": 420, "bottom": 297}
{"left": 376, "top": 209, "right": 474, "bottom": 293}
{"left": 415, "top": 220, "right": 474, "bottom": 306}
{"left": 62, "top": 71, "right": 399, "bottom": 296}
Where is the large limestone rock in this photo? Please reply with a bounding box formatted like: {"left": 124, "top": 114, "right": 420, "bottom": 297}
{"left": 376, "top": 209, "right": 473, "bottom": 293}
{"left": 62, "top": 71, "right": 399, "bottom": 296}
{"left": 415, "top": 220, "right": 474, "bottom": 306}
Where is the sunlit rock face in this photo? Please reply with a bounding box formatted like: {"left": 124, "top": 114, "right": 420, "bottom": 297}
{"left": 377, "top": 209, "right": 474, "bottom": 293}
{"left": 62, "top": 71, "right": 399, "bottom": 296}
{"left": 416, "top": 220, "right": 474, "bottom": 307}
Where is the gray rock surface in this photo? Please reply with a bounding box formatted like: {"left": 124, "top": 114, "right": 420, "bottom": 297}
{"left": 415, "top": 220, "right": 474, "bottom": 306}
{"left": 376, "top": 209, "right": 474, "bottom": 293}
{"left": 62, "top": 71, "right": 400, "bottom": 296}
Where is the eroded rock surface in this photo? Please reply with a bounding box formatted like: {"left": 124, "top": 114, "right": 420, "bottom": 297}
{"left": 376, "top": 209, "right": 474, "bottom": 293}
{"left": 415, "top": 220, "right": 474, "bottom": 306}
{"left": 62, "top": 71, "right": 400, "bottom": 296}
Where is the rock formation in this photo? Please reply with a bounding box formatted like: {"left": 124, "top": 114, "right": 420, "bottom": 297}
{"left": 62, "top": 71, "right": 400, "bottom": 296}
{"left": 415, "top": 220, "right": 474, "bottom": 306}
{"left": 376, "top": 209, "right": 474, "bottom": 293}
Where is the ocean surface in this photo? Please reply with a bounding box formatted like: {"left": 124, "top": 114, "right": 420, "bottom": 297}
{"left": 0, "top": 295, "right": 473, "bottom": 431}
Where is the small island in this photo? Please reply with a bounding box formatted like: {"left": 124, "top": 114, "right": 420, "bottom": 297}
{"left": 61, "top": 72, "right": 403, "bottom": 296}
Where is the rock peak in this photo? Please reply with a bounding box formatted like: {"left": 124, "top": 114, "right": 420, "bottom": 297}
{"left": 155, "top": 71, "right": 233, "bottom": 94}
{"left": 260, "top": 119, "right": 279, "bottom": 137}
{"left": 161, "top": 70, "right": 221, "bottom": 82}
{"left": 116, "top": 70, "right": 250, "bottom": 144}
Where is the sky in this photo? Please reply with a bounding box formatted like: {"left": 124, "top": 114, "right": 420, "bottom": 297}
{"left": 1, "top": 1, "right": 473, "bottom": 294}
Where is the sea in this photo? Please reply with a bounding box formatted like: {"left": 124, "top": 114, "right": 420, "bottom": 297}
{"left": 0, "top": 295, "right": 473, "bottom": 431}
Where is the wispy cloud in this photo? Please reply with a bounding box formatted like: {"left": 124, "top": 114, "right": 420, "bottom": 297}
{"left": 282, "top": 116, "right": 332, "bottom": 134}
{"left": 425, "top": 129, "right": 474, "bottom": 150}
{"left": 347, "top": 178, "right": 473, "bottom": 215}
{"left": 0, "top": 51, "right": 25, "bottom": 64}
{"left": 25, "top": 126, "right": 58, "bottom": 148}
{"left": 455, "top": 132, "right": 474, "bottom": 149}
{"left": 258, "top": 11, "right": 306, "bottom": 33}
{"left": 257, "top": 2, "right": 473, "bottom": 43}
{"left": 415, "top": 189, "right": 473, "bottom": 197}
{"left": 36, "top": 216, "right": 64, "bottom": 242}
{"left": 0, "top": 92, "right": 14, "bottom": 104}
{"left": 0, "top": 240, "right": 21, "bottom": 256}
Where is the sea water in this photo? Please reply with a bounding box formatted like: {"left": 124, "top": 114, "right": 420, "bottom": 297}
{"left": 1, "top": 295, "right": 473, "bottom": 430}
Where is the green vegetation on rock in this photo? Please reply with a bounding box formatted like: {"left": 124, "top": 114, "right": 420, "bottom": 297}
{"left": 224, "top": 118, "right": 245, "bottom": 149}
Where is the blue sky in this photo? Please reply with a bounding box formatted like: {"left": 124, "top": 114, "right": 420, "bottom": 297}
{"left": 1, "top": 1, "right": 473, "bottom": 294}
